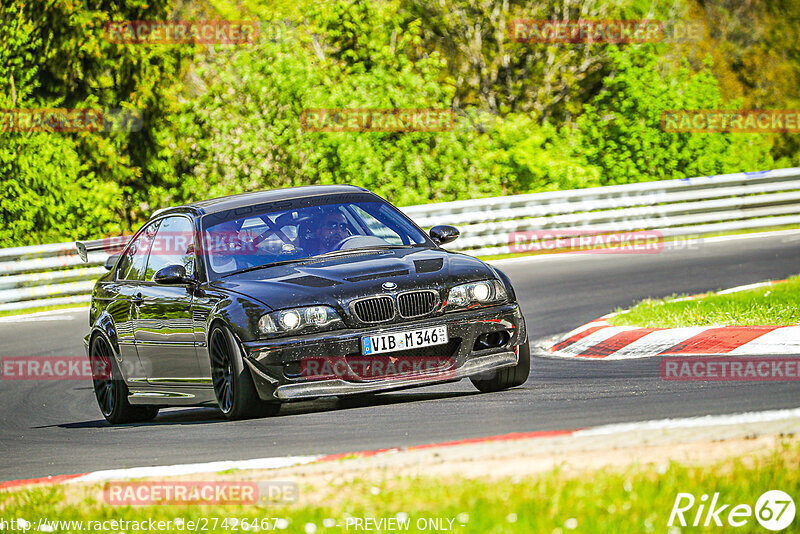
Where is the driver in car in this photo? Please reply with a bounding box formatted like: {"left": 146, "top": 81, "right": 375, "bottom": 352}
{"left": 306, "top": 209, "right": 353, "bottom": 255}
{"left": 206, "top": 221, "right": 246, "bottom": 273}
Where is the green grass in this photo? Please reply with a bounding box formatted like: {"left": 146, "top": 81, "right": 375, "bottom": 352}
{"left": 1, "top": 441, "right": 798, "bottom": 533}
{"left": 610, "top": 275, "right": 800, "bottom": 328}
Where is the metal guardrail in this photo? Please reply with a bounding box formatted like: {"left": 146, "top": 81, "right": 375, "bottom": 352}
{"left": 2, "top": 167, "right": 800, "bottom": 312}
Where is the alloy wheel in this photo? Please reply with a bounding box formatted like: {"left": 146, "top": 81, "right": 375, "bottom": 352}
{"left": 210, "top": 328, "right": 234, "bottom": 413}
{"left": 91, "top": 337, "right": 115, "bottom": 417}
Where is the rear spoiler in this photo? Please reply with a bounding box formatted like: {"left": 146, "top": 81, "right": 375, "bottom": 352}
{"left": 75, "top": 237, "right": 130, "bottom": 263}
{"left": 76, "top": 208, "right": 166, "bottom": 262}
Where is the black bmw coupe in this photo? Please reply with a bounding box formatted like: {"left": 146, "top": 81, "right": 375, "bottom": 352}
{"left": 78, "top": 185, "right": 529, "bottom": 423}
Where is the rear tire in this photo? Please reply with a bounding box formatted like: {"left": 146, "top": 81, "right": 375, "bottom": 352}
{"left": 209, "top": 325, "right": 280, "bottom": 420}
{"left": 470, "top": 340, "right": 531, "bottom": 393}
{"left": 90, "top": 335, "right": 159, "bottom": 424}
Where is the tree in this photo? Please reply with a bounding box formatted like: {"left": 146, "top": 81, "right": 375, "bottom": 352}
{"left": 0, "top": 0, "right": 189, "bottom": 246}
{"left": 577, "top": 45, "right": 774, "bottom": 184}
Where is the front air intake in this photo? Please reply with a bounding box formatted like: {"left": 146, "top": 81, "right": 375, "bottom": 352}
{"left": 397, "top": 290, "right": 438, "bottom": 318}
{"left": 352, "top": 296, "right": 395, "bottom": 323}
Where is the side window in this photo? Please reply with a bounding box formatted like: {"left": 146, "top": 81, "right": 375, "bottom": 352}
{"left": 118, "top": 221, "right": 160, "bottom": 281}
{"left": 145, "top": 216, "right": 195, "bottom": 281}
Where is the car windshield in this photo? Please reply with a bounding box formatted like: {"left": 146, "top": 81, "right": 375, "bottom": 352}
{"left": 201, "top": 198, "right": 430, "bottom": 278}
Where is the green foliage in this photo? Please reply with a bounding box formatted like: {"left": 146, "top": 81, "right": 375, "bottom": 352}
{"left": 0, "top": 0, "right": 795, "bottom": 246}
{"left": 577, "top": 45, "right": 774, "bottom": 184}
{"left": 0, "top": 132, "right": 122, "bottom": 246}
{"left": 475, "top": 114, "right": 602, "bottom": 192}
{"left": 0, "top": 0, "right": 187, "bottom": 246}
{"left": 172, "top": 0, "right": 499, "bottom": 206}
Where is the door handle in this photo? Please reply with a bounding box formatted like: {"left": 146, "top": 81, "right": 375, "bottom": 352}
{"left": 132, "top": 292, "right": 144, "bottom": 306}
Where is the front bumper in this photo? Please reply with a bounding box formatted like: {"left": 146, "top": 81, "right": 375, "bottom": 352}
{"left": 241, "top": 303, "right": 526, "bottom": 401}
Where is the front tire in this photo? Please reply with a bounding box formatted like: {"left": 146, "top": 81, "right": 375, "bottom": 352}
{"left": 209, "top": 325, "right": 280, "bottom": 420}
{"left": 90, "top": 335, "right": 159, "bottom": 424}
{"left": 470, "top": 340, "right": 531, "bottom": 393}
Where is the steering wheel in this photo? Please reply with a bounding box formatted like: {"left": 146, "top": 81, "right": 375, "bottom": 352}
{"left": 333, "top": 235, "right": 389, "bottom": 251}
{"left": 332, "top": 235, "right": 362, "bottom": 251}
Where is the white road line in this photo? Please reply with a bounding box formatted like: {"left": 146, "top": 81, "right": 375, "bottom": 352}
{"left": 729, "top": 326, "right": 800, "bottom": 355}
{"left": 553, "top": 319, "right": 611, "bottom": 341}
{"left": 69, "top": 456, "right": 321, "bottom": 483}
{"left": 0, "top": 308, "right": 88, "bottom": 323}
{"left": 574, "top": 407, "right": 800, "bottom": 437}
{"left": 487, "top": 253, "right": 593, "bottom": 266}
{"left": 701, "top": 228, "right": 800, "bottom": 244}
{"left": 552, "top": 326, "right": 636, "bottom": 356}
{"left": 606, "top": 327, "right": 711, "bottom": 359}
{"left": 716, "top": 281, "right": 778, "bottom": 294}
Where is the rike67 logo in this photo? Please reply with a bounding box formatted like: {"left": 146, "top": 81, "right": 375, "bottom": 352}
{"left": 669, "top": 490, "right": 795, "bottom": 531}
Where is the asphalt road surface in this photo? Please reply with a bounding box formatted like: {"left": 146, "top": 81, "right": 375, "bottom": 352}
{"left": 2, "top": 232, "right": 800, "bottom": 481}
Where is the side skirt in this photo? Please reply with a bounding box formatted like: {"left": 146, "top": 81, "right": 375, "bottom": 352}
{"left": 127, "top": 385, "right": 217, "bottom": 406}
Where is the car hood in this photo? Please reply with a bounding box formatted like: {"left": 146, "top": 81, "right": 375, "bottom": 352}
{"left": 209, "top": 248, "right": 496, "bottom": 311}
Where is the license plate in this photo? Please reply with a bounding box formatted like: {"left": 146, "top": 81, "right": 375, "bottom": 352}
{"left": 362, "top": 326, "right": 448, "bottom": 355}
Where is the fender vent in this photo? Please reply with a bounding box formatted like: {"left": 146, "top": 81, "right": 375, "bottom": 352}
{"left": 284, "top": 275, "right": 340, "bottom": 287}
{"left": 414, "top": 259, "right": 444, "bottom": 273}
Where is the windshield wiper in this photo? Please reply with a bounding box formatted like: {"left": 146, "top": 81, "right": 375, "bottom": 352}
{"left": 221, "top": 250, "right": 370, "bottom": 277}
{"left": 220, "top": 257, "right": 312, "bottom": 277}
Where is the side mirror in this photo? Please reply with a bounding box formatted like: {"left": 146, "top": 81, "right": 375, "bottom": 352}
{"left": 104, "top": 255, "right": 119, "bottom": 271}
{"left": 154, "top": 264, "right": 188, "bottom": 284}
{"left": 430, "top": 225, "right": 460, "bottom": 246}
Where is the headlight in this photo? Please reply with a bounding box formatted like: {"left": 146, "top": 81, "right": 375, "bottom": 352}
{"left": 258, "top": 306, "right": 342, "bottom": 336}
{"left": 444, "top": 280, "right": 507, "bottom": 311}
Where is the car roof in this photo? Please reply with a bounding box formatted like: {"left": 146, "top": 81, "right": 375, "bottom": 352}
{"left": 151, "top": 185, "right": 371, "bottom": 219}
